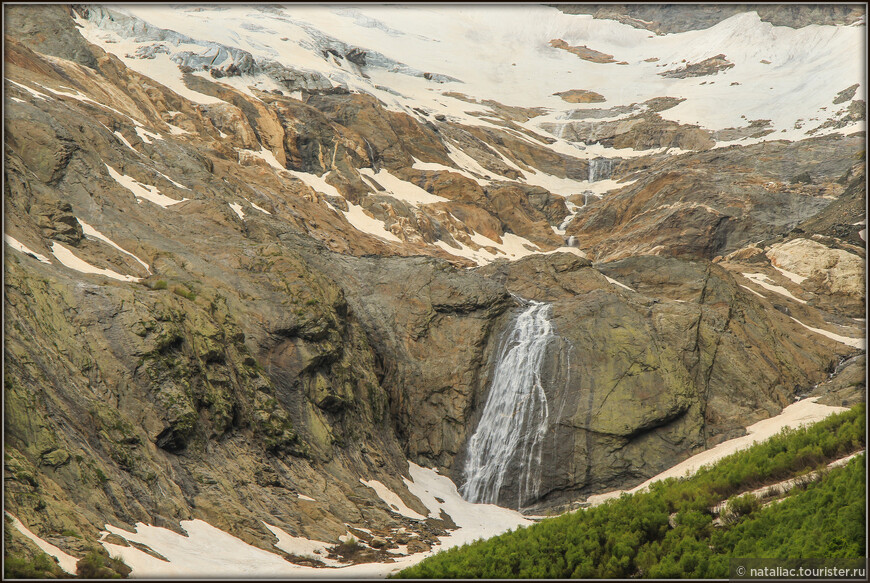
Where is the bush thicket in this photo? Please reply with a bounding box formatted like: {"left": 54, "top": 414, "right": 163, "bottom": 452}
{"left": 396, "top": 404, "right": 865, "bottom": 579}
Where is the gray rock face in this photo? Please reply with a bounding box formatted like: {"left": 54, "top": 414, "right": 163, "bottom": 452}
{"left": 295, "top": 249, "right": 513, "bottom": 468}
{"left": 5, "top": 5, "right": 100, "bottom": 69}
{"left": 468, "top": 253, "right": 856, "bottom": 507}
{"left": 545, "top": 113, "right": 716, "bottom": 152}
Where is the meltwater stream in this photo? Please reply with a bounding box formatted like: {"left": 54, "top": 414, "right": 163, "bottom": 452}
{"left": 460, "top": 301, "right": 555, "bottom": 509}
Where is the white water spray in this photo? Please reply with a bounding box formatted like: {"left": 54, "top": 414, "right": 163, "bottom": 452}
{"left": 460, "top": 301, "right": 555, "bottom": 509}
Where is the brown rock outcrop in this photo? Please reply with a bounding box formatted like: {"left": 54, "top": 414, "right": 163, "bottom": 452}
{"left": 554, "top": 89, "right": 606, "bottom": 103}
{"left": 549, "top": 39, "right": 616, "bottom": 63}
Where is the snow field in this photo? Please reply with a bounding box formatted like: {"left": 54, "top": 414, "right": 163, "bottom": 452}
{"left": 110, "top": 5, "right": 862, "bottom": 143}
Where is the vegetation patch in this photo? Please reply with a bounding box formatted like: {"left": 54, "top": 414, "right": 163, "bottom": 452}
{"left": 4, "top": 551, "right": 71, "bottom": 579}
{"left": 76, "top": 548, "right": 132, "bottom": 579}
{"left": 395, "top": 405, "right": 865, "bottom": 578}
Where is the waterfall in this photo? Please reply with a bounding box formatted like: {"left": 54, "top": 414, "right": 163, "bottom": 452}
{"left": 363, "top": 138, "right": 377, "bottom": 171}
{"left": 588, "top": 158, "right": 612, "bottom": 182}
{"left": 460, "top": 301, "right": 555, "bottom": 509}
{"left": 557, "top": 200, "right": 581, "bottom": 232}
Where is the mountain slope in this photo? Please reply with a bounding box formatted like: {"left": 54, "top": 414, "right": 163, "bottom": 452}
{"left": 3, "top": 3, "right": 866, "bottom": 577}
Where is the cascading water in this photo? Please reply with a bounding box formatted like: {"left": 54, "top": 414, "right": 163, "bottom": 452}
{"left": 588, "top": 158, "right": 613, "bottom": 182}
{"left": 557, "top": 200, "right": 581, "bottom": 233}
{"left": 460, "top": 301, "right": 555, "bottom": 509}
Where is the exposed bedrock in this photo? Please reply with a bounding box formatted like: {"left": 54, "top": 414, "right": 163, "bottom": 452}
{"left": 462, "top": 253, "right": 856, "bottom": 508}
{"left": 567, "top": 135, "right": 865, "bottom": 262}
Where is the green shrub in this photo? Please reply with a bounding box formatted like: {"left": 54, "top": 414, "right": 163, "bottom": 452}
{"left": 171, "top": 286, "right": 196, "bottom": 301}
{"left": 722, "top": 493, "right": 761, "bottom": 524}
{"left": 395, "top": 405, "right": 865, "bottom": 579}
{"left": 94, "top": 467, "right": 109, "bottom": 484}
{"left": 76, "top": 550, "right": 132, "bottom": 579}
{"left": 4, "top": 551, "right": 67, "bottom": 579}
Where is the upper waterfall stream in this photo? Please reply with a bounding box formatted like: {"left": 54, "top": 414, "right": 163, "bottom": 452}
{"left": 460, "top": 301, "right": 555, "bottom": 509}
{"left": 588, "top": 158, "right": 612, "bottom": 182}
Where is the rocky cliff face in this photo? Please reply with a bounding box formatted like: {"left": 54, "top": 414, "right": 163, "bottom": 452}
{"left": 3, "top": 3, "right": 865, "bottom": 574}
{"left": 566, "top": 137, "right": 864, "bottom": 263}
{"left": 465, "top": 253, "right": 857, "bottom": 509}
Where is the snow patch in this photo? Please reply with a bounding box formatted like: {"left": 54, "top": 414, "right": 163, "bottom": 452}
{"left": 50, "top": 242, "right": 141, "bottom": 282}
{"left": 444, "top": 142, "right": 498, "bottom": 183}
{"left": 135, "top": 126, "right": 164, "bottom": 144}
{"left": 604, "top": 275, "right": 635, "bottom": 292}
{"left": 790, "top": 317, "right": 865, "bottom": 350}
{"left": 741, "top": 272, "right": 806, "bottom": 304}
{"left": 228, "top": 203, "right": 245, "bottom": 220}
{"left": 113, "top": 131, "right": 138, "bottom": 153}
{"left": 100, "top": 518, "right": 432, "bottom": 577}
{"left": 77, "top": 218, "right": 151, "bottom": 272}
{"left": 36, "top": 82, "right": 140, "bottom": 123}
{"left": 105, "top": 164, "right": 188, "bottom": 207}
{"left": 286, "top": 169, "right": 343, "bottom": 198}
{"left": 359, "top": 168, "right": 449, "bottom": 205}
{"left": 772, "top": 265, "right": 808, "bottom": 284}
{"left": 155, "top": 170, "right": 190, "bottom": 190}
{"left": 341, "top": 202, "right": 402, "bottom": 243}
{"left": 245, "top": 198, "right": 272, "bottom": 214}
{"left": 239, "top": 147, "right": 287, "bottom": 171}
{"left": 404, "top": 462, "right": 533, "bottom": 549}
{"left": 360, "top": 479, "right": 427, "bottom": 520}
{"left": 6, "top": 513, "right": 79, "bottom": 574}
{"left": 166, "top": 122, "right": 189, "bottom": 135}
{"left": 7, "top": 79, "right": 50, "bottom": 100}
{"left": 411, "top": 156, "right": 488, "bottom": 185}
{"left": 261, "top": 523, "right": 345, "bottom": 566}
{"left": 739, "top": 284, "right": 766, "bottom": 299}
{"left": 5, "top": 235, "right": 51, "bottom": 264}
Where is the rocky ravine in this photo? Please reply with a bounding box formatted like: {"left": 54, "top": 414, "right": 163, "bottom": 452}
{"left": 4, "top": 3, "right": 866, "bottom": 575}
